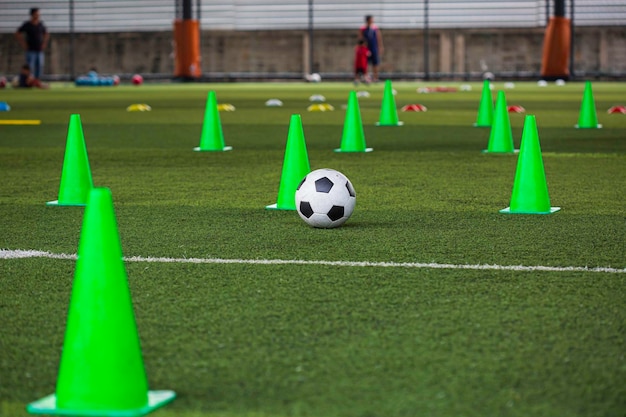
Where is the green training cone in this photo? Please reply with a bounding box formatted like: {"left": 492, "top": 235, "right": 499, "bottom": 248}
{"left": 47, "top": 114, "right": 94, "bottom": 206}
{"left": 266, "top": 114, "right": 311, "bottom": 210}
{"left": 474, "top": 79, "right": 494, "bottom": 127}
{"left": 575, "top": 81, "right": 602, "bottom": 129}
{"left": 500, "top": 115, "right": 560, "bottom": 215}
{"left": 376, "top": 80, "right": 403, "bottom": 126}
{"left": 194, "top": 91, "right": 233, "bottom": 151}
{"left": 482, "top": 91, "right": 517, "bottom": 154}
{"left": 335, "top": 91, "right": 373, "bottom": 153}
{"left": 28, "top": 188, "right": 176, "bottom": 416}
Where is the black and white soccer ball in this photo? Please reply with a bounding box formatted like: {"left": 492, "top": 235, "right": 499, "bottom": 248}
{"left": 295, "top": 169, "right": 356, "bottom": 228}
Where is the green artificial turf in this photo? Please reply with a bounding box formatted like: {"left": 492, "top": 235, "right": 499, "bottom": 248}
{"left": 1, "top": 81, "right": 625, "bottom": 417}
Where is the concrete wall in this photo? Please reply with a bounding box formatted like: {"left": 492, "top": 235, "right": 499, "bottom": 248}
{"left": 1, "top": 27, "right": 625, "bottom": 79}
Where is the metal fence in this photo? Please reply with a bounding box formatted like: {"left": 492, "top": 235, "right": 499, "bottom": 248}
{"left": 1, "top": 1, "right": 625, "bottom": 79}
{"left": 1, "top": 0, "right": 625, "bottom": 33}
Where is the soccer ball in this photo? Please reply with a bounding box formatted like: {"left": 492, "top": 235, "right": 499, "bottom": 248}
{"left": 295, "top": 169, "right": 356, "bottom": 229}
{"left": 305, "top": 73, "right": 321, "bottom": 83}
{"left": 131, "top": 74, "right": 143, "bottom": 85}
{"left": 112, "top": 75, "right": 120, "bottom": 86}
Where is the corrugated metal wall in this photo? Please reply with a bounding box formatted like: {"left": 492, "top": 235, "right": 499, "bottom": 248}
{"left": 0, "top": 0, "right": 625, "bottom": 33}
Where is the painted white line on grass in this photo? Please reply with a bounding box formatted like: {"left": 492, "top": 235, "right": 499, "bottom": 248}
{"left": 1, "top": 249, "right": 625, "bottom": 274}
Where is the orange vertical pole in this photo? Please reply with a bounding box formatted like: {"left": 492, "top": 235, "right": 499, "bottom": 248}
{"left": 174, "top": 19, "right": 201, "bottom": 78}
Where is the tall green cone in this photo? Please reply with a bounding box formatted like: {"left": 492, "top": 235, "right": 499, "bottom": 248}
{"left": 474, "top": 79, "right": 494, "bottom": 127}
{"left": 194, "top": 91, "right": 233, "bottom": 151}
{"left": 500, "top": 116, "right": 560, "bottom": 215}
{"left": 335, "top": 91, "right": 373, "bottom": 153}
{"left": 483, "top": 91, "right": 517, "bottom": 154}
{"left": 28, "top": 188, "right": 176, "bottom": 416}
{"left": 47, "top": 114, "right": 94, "bottom": 206}
{"left": 376, "top": 80, "right": 403, "bottom": 126}
{"left": 266, "top": 115, "right": 311, "bottom": 210}
{"left": 575, "top": 81, "right": 602, "bottom": 129}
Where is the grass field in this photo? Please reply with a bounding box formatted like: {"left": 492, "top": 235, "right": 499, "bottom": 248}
{"left": 1, "top": 80, "right": 625, "bottom": 417}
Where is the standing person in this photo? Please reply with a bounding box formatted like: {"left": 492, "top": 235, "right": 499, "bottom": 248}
{"left": 359, "top": 15, "right": 383, "bottom": 82}
{"left": 15, "top": 8, "right": 49, "bottom": 80}
{"left": 354, "top": 39, "right": 370, "bottom": 85}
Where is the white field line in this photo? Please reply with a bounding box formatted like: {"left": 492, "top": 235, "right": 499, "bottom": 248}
{"left": 1, "top": 249, "right": 625, "bottom": 274}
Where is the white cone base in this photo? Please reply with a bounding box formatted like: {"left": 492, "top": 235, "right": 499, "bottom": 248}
{"left": 265, "top": 203, "right": 296, "bottom": 211}
{"left": 334, "top": 148, "right": 373, "bottom": 153}
{"left": 473, "top": 123, "right": 491, "bottom": 127}
{"left": 375, "top": 122, "right": 404, "bottom": 126}
{"left": 46, "top": 200, "right": 87, "bottom": 207}
{"left": 27, "top": 390, "right": 176, "bottom": 417}
{"left": 193, "top": 146, "right": 232, "bottom": 152}
{"left": 574, "top": 124, "right": 602, "bottom": 129}
{"left": 481, "top": 149, "right": 520, "bottom": 154}
{"left": 500, "top": 207, "right": 561, "bottom": 215}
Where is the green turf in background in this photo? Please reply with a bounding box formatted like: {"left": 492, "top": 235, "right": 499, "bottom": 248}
{"left": 1, "top": 82, "right": 625, "bottom": 417}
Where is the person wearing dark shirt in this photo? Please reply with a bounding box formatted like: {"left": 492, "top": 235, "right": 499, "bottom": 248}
{"left": 359, "top": 15, "right": 384, "bottom": 82}
{"left": 15, "top": 8, "right": 49, "bottom": 80}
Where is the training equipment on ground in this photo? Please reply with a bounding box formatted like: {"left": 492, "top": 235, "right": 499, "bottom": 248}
{"left": 608, "top": 105, "right": 626, "bottom": 114}
{"left": 0, "top": 76, "right": 6, "bottom": 88}
{"left": 307, "top": 103, "right": 334, "bottom": 111}
{"left": 194, "top": 91, "right": 232, "bottom": 152}
{"left": 576, "top": 81, "right": 602, "bottom": 128}
{"left": 126, "top": 104, "right": 152, "bottom": 112}
{"left": 537, "top": 80, "right": 548, "bottom": 87}
{"left": 309, "top": 94, "right": 326, "bottom": 102}
{"left": 555, "top": 79, "right": 566, "bottom": 86}
{"left": 508, "top": 105, "right": 525, "bottom": 113}
{"left": 265, "top": 99, "right": 283, "bottom": 107}
{"left": 295, "top": 169, "right": 356, "bottom": 229}
{"left": 47, "top": 114, "right": 94, "bottom": 207}
{"left": 266, "top": 114, "right": 311, "bottom": 210}
{"left": 356, "top": 90, "right": 370, "bottom": 98}
{"left": 474, "top": 79, "right": 494, "bottom": 127}
{"left": 376, "top": 80, "right": 403, "bottom": 126}
{"left": 305, "top": 73, "right": 321, "bottom": 83}
{"left": 0, "top": 101, "right": 10, "bottom": 111}
{"left": 401, "top": 104, "right": 427, "bottom": 112}
{"left": 500, "top": 115, "right": 560, "bottom": 215}
{"left": 483, "top": 91, "right": 517, "bottom": 154}
{"left": 0, "top": 119, "right": 41, "bottom": 125}
{"left": 75, "top": 73, "right": 117, "bottom": 86}
{"left": 335, "top": 91, "right": 372, "bottom": 153}
{"left": 131, "top": 74, "right": 143, "bottom": 85}
{"left": 217, "top": 103, "right": 235, "bottom": 111}
{"left": 28, "top": 188, "right": 176, "bottom": 416}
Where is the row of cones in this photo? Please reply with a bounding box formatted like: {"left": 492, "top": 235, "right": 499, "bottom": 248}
{"left": 36, "top": 124, "right": 176, "bottom": 412}
{"left": 475, "top": 79, "right": 603, "bottom": 130}
{"left": 474, "top": 80, "right": 562, "bottom": 213}
{"left": 267, "top": 111, "right": 560, "bottom": 215}
{"left": 194, "top": 80, "right": 404, "bottom": 153}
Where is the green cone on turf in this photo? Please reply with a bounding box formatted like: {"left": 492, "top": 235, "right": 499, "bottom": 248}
{"left": 575, "top": 81, "right": 602, "bottom": 129}
{"left": 500, "top": 116, "right": 560, "bottom": 215}
{"left": 376, "top": 80, "right": 403, "bottom": 126}
{"left": 28, "top": 188, "right": 176, "bottom": 416}
{"left": 474, "top": 79, "right": 494, "bottom": 127}
{"left": 483, "top": 91, "right": 517, "bottom": 154}
{"left": 194, "top": 91, "right": 233, "bottom": 151}
{"left": 266, "top": 114, "right": 311, "bottom": 210}
{"left": 46, "top": 114, "right": 94, "bottom": 206}
{"left": 335, "top": 91, "right": 373, "bottom": 153}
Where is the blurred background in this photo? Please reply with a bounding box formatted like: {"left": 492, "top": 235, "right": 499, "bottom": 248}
{"left": 0, "top": 0, "right": 625, "bottom": 81}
